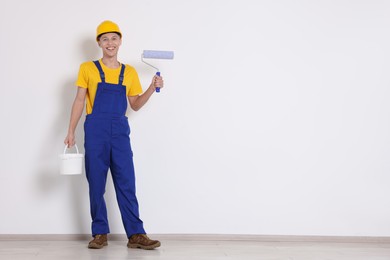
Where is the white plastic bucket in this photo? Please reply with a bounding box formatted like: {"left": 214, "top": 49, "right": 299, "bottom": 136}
{"left": 59, "top": 144, "right": 84, "bottom": 175}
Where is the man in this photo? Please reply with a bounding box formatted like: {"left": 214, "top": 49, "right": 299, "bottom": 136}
{"left": 64, "top": 20, "right": 162, "bottom": 250}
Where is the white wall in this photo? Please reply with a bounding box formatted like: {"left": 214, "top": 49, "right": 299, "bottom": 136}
{"left": 1, "top": 0, "right": 390, "bottom": 236}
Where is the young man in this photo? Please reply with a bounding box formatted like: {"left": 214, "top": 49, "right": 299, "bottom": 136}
{"left": 64, "top": 20, "right": 162, "bottom": 250}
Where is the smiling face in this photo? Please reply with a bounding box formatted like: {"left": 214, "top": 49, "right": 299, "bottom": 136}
{"left": 98, "top": 32, "right": 122, "bottom": 58}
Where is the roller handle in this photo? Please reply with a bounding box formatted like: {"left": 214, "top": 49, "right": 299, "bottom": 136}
{"left": 156, "top": 72, "right": 161, "bottom": 93}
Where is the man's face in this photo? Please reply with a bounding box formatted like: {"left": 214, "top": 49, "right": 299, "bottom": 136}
{"left": 98, "top": 33, "right": 122, "bottom": 57}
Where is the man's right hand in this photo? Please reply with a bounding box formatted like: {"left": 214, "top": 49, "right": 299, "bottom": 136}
{"left": 64, "top": 133, "right": 76, "bottom": 148}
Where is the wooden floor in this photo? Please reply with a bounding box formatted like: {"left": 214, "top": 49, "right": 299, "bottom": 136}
{"left": 1, "top": 236, "right": 390, "bottom": 260}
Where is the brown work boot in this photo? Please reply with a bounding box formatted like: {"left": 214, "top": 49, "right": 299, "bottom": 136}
{"left": 88, "top": 234, "right": 108, "bottom": 249}
{"left": 127, "top": 234, "right": 161, "bottom": 250}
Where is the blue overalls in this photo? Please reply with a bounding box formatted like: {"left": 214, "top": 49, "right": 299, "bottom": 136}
{"left": 84, "top": 60, "right": 146, "bottom": 238}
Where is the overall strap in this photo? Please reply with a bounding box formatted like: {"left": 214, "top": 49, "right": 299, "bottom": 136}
{"left": 118, "top": 64, "right": 125, "bottom": 85}
{"left": 93, "top": 60, "right": 105, "bottom": 82}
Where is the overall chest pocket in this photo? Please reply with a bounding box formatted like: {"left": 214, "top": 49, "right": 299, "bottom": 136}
{"left": 96, "top": 86, "right": 127, "bottom": 114}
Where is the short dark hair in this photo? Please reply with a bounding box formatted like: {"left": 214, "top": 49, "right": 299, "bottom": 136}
{"left": 97, "top": 32, "right": 122, "bottom": 41}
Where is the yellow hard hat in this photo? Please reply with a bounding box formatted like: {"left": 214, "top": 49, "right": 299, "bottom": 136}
{"left": 96, "top": 20, "right": 122, "bottom": 41}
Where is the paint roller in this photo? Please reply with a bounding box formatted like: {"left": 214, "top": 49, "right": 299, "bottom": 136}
{"left": 141, "top": 50, "right": 174, "bottom": 92}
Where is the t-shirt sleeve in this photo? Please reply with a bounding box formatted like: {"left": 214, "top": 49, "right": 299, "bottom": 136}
{"left": 75, "top": 63, "right": 88, "bottom": 89}
{"left": 126, "top": 66, "right": 143, "bottom": 96}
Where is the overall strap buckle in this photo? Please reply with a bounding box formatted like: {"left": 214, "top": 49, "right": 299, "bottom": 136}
{"left": 119, "top": 64, "right": 125, "bottom": 85}
{"left": 93, "top": 60, "right": 106, "bottom": 82}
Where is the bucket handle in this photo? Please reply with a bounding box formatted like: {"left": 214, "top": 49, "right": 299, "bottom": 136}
{"left": 63, "top": 144, "right": 80, "bottom": 154}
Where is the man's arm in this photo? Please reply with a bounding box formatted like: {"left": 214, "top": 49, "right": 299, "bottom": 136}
{"left": 64, "top": 87, "right": 87, "bottom": 147}
{"left": 128, "top": 75, "right": 163, "bottom": 111}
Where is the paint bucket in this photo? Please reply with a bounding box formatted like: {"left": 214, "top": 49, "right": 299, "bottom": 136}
{"left": 59, "top": 144, "right": 84, "bottom": 175}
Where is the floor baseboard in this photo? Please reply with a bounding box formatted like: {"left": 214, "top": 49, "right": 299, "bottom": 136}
{"left": 0, "top": 234, "right": 389, "bottom": 243}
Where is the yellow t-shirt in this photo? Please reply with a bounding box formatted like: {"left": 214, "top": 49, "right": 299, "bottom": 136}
{"left": 75, "top": 59, "right": 143, "bottom": 114}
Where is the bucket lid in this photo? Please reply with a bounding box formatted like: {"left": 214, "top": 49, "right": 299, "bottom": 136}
{"left": 59, "top": 153, "right": 84, "bottom": 159}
